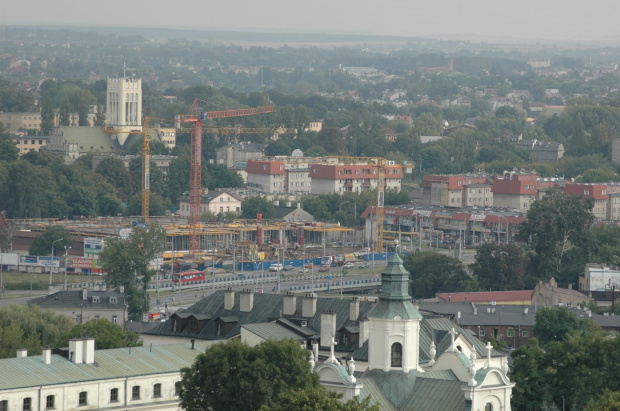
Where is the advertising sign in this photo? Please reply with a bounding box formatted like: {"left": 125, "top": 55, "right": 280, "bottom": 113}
{"left": 21, "top": 256, "right": 38, "bottom": 266}
{"left": 84, "top": 237, "right": 104, "bottom": 258}
{"left": 72, "top": 258, "right": 94, "bottom": 269}
{"left": 38, "top": 256, "right": 60, "bottom": 268}
{"left": 118, "top": 228, "right": 133, "bottom": 240}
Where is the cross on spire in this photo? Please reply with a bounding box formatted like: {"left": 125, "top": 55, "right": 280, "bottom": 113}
{"left": 449, "top": 328, "right": 458, "bottom": 352}
{"left": 486, "top": 341, "right": 493, "bottom": 368}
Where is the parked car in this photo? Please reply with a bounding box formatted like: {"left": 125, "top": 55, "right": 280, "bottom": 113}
{"left": 359, "top": 262, "right": 370, "bottom": 269}
{"left": 343, "top": 262, "right": 355, "bottom": 269}
{"left": 269, "top": 264, "right": 283, "bottom": 272}
{"left": 283, "top": 265, "right": 294, "bottom": 271}
{"left": 319, "top": 265, "right": 330, "bottom": 272}
{"left": 305, "top": 263, "right": 314, "bottom": 269}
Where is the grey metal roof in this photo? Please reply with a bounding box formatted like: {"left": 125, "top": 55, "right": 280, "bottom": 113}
{"left": 420, "top": 302, "right": 538, "bottom": 327}
{"left": 0, "top": 341, "right": 217, "bottom": 390}
{"left": 242, "top": 322, "right": 308, "bottom": 342}
{"left": 358, "top": 369, "right": 464, "bottom": 411}
{"left": 53, "top": 126, "right": 123, "bottom": 153}
{"left": 29, "top": 290, "right": 126, "bottom": 310}
{"left": 144, "top": 291, "right": 375, "bottom": 347}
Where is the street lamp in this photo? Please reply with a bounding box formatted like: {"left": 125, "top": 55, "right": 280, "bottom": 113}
{"left": 63, "top": 246, "right": 71, "bottom": 291}
{"left": 50, "top": 238, "right": 63, "bottom": 286}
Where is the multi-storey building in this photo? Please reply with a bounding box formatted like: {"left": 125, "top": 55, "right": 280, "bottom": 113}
{"left": 246, "top": 159, "right": 287, "bottom": 193}
{"left": 13, "top": 135, "right": 49, "bottom": 155}
{"left": 491, "top": 171, "right": 538, "bottom": 212}
{"left": 464, "top": 183, "right": 493, "bottom": 207}
{"left": 564, "top": 182, "right": 608, "bottom": 220}
{"left": 310, "top": 163, "right": 402, "bottom": 194}
{"left": 216, "top": 142, "right": 265, "bottom": 167}
{"left": 0, "top": 112, "right": 43, "bottom": 133}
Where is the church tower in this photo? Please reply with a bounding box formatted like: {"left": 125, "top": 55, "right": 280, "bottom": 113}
{"left": 367, "top": 253, "right": 423, "bottom": 372}
{"left": 106, "top": 77, "right": 142, "bottom": 146}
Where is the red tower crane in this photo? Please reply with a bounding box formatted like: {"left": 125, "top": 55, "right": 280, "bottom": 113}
{"left": 177, "top": 99, "right": 275, "bottom": 257}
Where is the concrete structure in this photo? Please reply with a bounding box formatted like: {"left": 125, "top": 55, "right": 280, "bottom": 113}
{"left": 491, "top": 171, "right": 538, "bottom": 212}
{"left": 246, "top": 159, "right": 287, "bottom": 194}
{"left": 152, "top": 127, "right": 176, "bottom": 149}
{"left": 177, "top": 189, "right": 243, "bottom": 217}
{"left": 106, "top": 77, "right": 142, "bottom": 146}
{"left": 28, "top": 289, "right": 127, "bottom": 326}
{"left": 0, "top": 340, "right": 215, "bottom": 411}
{"left": 531, "top": 278, "right": 591, "bottom": 307}
{"left": 464, "top": 184, "right": 493, "bottom": 207}
{"left": 216, "top": 142, "right": 265, "bottom": 168}
{"left": 579, "top": 263, "right": 620, "bottom": 292}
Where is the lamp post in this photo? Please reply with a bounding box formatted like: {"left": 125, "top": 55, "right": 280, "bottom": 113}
{"left": 50, "top": 238, "right": 63, "bottom": 286}
{"left": 418, "top": 154, "right": 423, "bottom": 186}
{"left": 63, "top": 245, "right": 72, "bottom": 291}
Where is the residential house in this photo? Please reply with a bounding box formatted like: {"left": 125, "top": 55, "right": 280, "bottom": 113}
{"left": 564, "top": 182, "right": 608, "bottom": 220}
{"left": 13, "top": 135, "right": 49, "bottom": 155}
{"left": 177, "top": 189, "right": 243, "bottom": 217}
{"left": 514, "top": 139, "right": 565, "bottom": 162}
{"left": 310, "top": 163, "right": 402, "bottom": 194}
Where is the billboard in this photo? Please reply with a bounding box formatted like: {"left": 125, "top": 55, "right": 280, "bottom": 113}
{"left": 38, "top": 256, "right": 60, "bottom": 268}
{"left": 84, "top": 237, "right": 104, "bottom": 258}
{"left": 21, "top": 256, "right": 39, "bottom": 266}
{"left": 118, "top": 228, "right": 133, "bottom": 240}
{"left": 72, "top": 258, "right": 94, "bottom": 269}
{"left": 589, "top": 268, "right": 620, "bottom": 291}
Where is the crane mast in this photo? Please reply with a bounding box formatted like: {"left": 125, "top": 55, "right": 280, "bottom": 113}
{"left": 177, "top": 99, "right": 275, "bottom": 257}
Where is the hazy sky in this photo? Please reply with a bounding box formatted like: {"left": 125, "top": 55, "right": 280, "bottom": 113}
{"left": 3, "top": 0, "right": 620, "bottom": 42}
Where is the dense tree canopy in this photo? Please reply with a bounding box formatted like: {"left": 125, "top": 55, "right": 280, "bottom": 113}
{"left": 471, "top": 243, "right": 527, "bottom": 291}
{"left": 28, "top": 225, "right": 71, "bottom": 256}
{"left": 61, "top": 318, "right": 142, "bottom": 350}
{"left": 402, "top": 251, "right": 474, "bottom": 298}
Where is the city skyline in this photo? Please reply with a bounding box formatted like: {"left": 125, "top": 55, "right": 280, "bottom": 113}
{"left": 2, "top": 0, "right": 620, "bottom": 43}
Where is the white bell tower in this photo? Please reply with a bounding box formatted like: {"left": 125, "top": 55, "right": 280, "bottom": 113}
{"left": 367, "top": 253, "right": 423, "bottom": 373}
{"left": 106, "top": 76, "right": 142, "bottom": 146}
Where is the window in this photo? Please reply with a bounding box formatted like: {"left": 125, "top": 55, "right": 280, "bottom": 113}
{"left": 111, "top": 315, "right": 118, "bottom": 324}
{"left": 23, "top": 398, "right": 31, "bottom": 411}
{"left": 175, "top": 382, "right": 182, "bottom": 396}
{"left": 92, "top": 296, "right": 100, "bottom": 303}
{"left": 109, "top": 297, "right": 117, "bottom": 304}
{"left": 132, "top": 386, "right": 141, "bottom": 400}
{"left": 0, "top": 400, "right": 7, "bottom": 411}
{"left": 391, "top": 342, "right": 403, "bottom": 367}
{"left": 78, "top": 392, "right": 87, "bottom": 406}
{"left": 45, "top": 395, "right": 55, "bottom": 409}
{"left": 110, "top": 388, "right": 119, "bottom": 403}
{"left": 153, "top": 383, "right": 162, "bottom": 398}
{"left": 522, "top": 330, "right": 529, "bottom": 337}
{"left": 507, "top": 328, "right": 514, "bottom": 337}
{"left": 479, "top": 328, "right": 486, "bottom": 337}
{"left": 485, "top": 404, "right": 493, "bottom": 411}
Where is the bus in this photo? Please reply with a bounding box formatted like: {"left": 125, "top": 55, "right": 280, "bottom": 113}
{"left": 171, "top": 270, "right": 206, "bottom": 283}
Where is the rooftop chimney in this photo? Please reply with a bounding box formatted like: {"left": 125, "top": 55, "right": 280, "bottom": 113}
{"left": 43, "top": 346, "right": 51, "bottom": 365}
{"left": 320, "top": 310, "right": 337, "bottom": 347}
{"left": 82, "top": 288, "right": 88, "bottom": 300}
{"left": 283, "top": 292, "right": 297, "bottom": 316}
{"left": 350, "top": 297, "right": 360, "bottom": 321}
{"left": 82, "top": 338, "right": 95, "bottom": 364}
{"left": 69, "top": 339, "right": 83, "bottom": 364}
{"left": 302, "top": 293, "right": 317, "bottom": 318}
{"left": 359, "top": 317, "right": 370, "bottom": 348}
{"left": 224, "top": 288, "right": 235, "bottom": 311}
{"left": 240, "top": 290, "right": 254, "bottom": 313}
{"left": 16, "top": 349, "right": 27, "bottom": 358}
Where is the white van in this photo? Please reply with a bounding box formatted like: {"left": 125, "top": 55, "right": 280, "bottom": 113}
{"left": 269, "top": 264, "right": 284, "bottom": 272}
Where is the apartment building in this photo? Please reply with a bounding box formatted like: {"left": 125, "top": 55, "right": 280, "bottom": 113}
{"left": 310, "top": 163, "right": 402, "bottom": 194}
{"left": 464, "top": 183, "right": 493, "bottom": 207}
{"left": 491, "top": 171, "right": 538, "bottom": 212}
{"left": 0, "top": 112, "right": 42, "bottom": 133}
{"left": 564, "top": 182, "right": 608, "bottom": 220}
{"left": 246, "top": 160, "right": 287, "bottom": 194}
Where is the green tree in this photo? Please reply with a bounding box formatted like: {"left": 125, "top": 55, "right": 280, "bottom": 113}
{"left": 402, "top": 251, "right": 473, "bottom": 298}
{"left": 0, "top": 121, "right": 18, "bottom": 162}
{"left": 180, "top": 339, "right": 327, "bottom": 411}
{"left": 519, "top": 190, "right": 594, "bottom": 287}
{"left": 472, "top": 243, "right": 527, "bottom": 290}
{"left": 510, "top": 338, "right": 554, "bottom": 411}
{"left": 585, "top": 390, "right": 620, "bottom": 411}
{"left": 241, "top": 196, "right": 276, "bottom": 219}
{"left": 0, "top": 305, "right": 73, "bottom": 358}
{"left": 98, "top": 224, "right": 165, "bottom": 320}
{"left": 94, "top": 105, "right": 105, "bottom": 126}
{"left": 532, "top": 306, "right": 591, "bottom": 346}
{"left": 95, "top": 157, "right": 134, "bottom": 201}
{"left": 29, "top": 225, "right": 71, "bottom": 256}
{"left": 264, "top": 386, "right": 379, "bottom": 411}
{"left": 61, "top": 318, "right": 142, "bottom": 350}
{"left": 41, "top": 97, "right": 55, "bottom": 135}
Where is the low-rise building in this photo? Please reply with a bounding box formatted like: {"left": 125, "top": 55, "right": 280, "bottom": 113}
{"left": 13, "top": 135, "right": 49, "bottom": 155}
{"left": 216, "top": 142, "right": 265, "bottom": 168}
{"left": 491, "top": 171, "right": 538, "bottom": 212}
{"left": 28, "top": 289, "right": 127, "bottom": 326}
{"left": 177, "top": 189, "right": 243, "bottom": 217}
{"left": 564, "top": 182, "right": 608, "bottom": 220}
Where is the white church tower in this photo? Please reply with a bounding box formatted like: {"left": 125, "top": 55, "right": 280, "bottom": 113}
{"left": 367, "top": 253, "right": 423, "bottom": 373}
{"left": 106, "top": 77, "right": 142, "bottom": 146}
